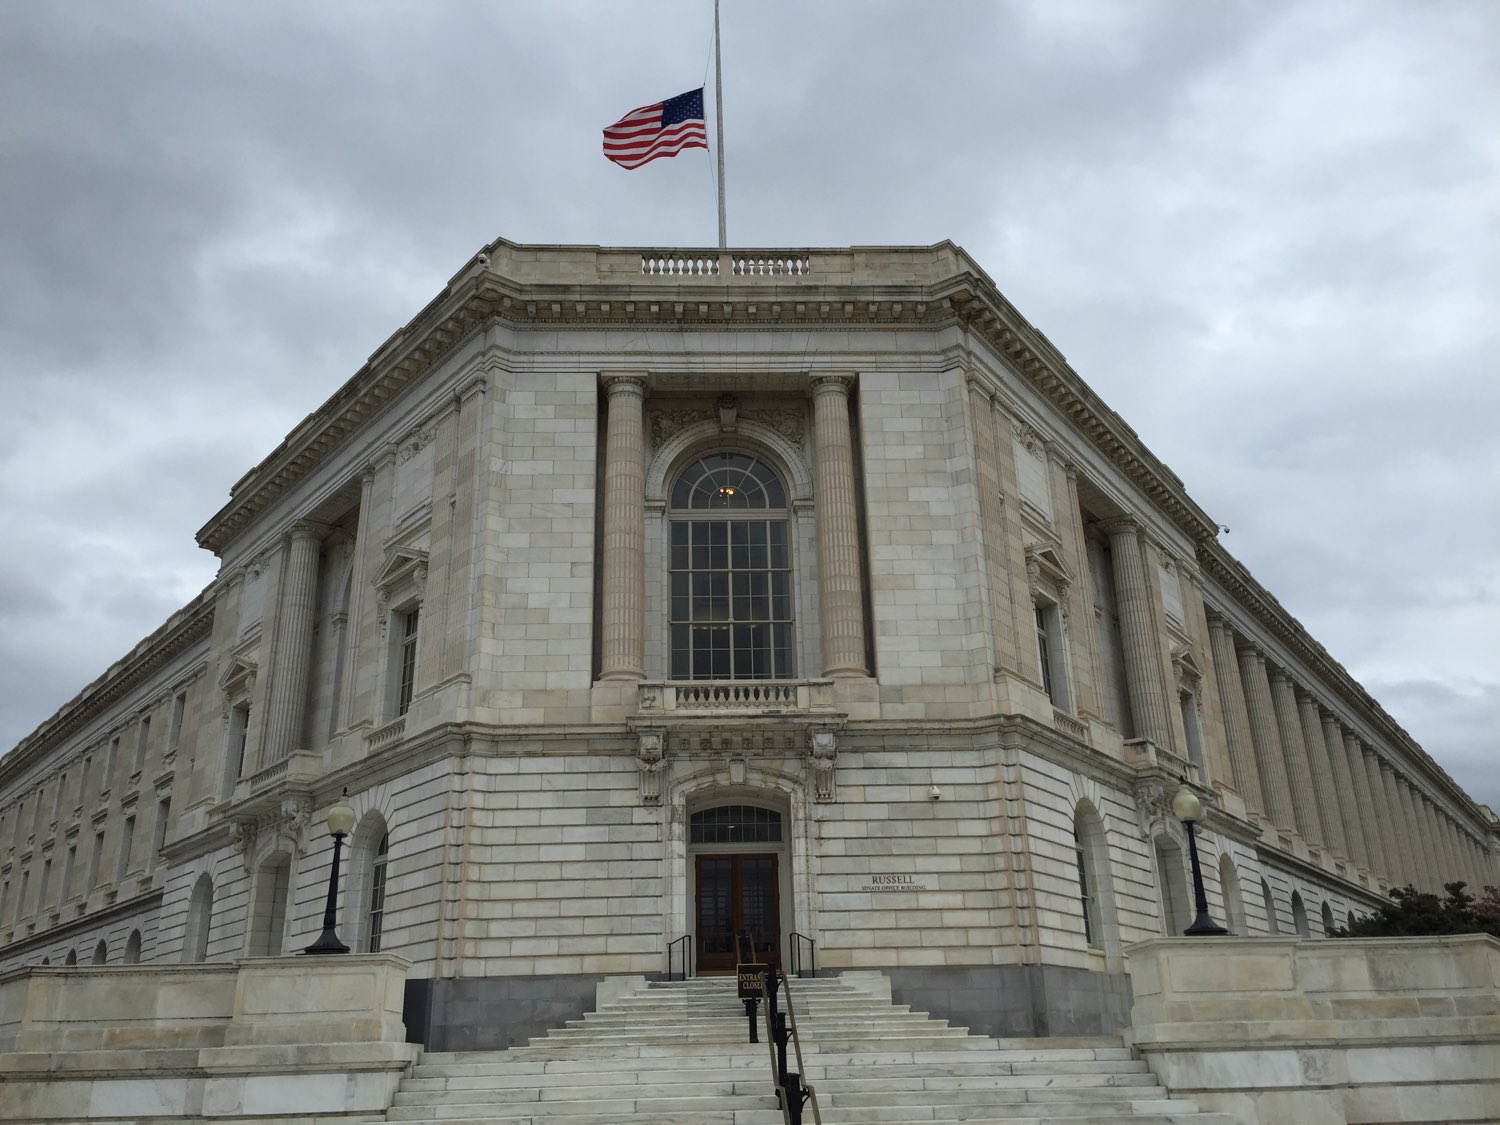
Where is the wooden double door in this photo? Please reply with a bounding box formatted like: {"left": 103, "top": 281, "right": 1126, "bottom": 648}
{"left": 695, "top": 853, "right": 780, "bottom": 973}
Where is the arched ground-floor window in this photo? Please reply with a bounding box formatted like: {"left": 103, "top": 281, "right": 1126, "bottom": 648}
{"left": 91, "top": 940, "right": 107, "bottom": 965}
{"left": 183, "top": 873, "right": 214, "bottom": 963}
{"left": 1291, "top": 890, "right": 1310, "bottom": 937}
{"left": 1154, "top": 835, "right": 1189, "bottom": 935}
{"left": 124, "top": 929, "right": 142, "bottom": 963}
{"left": 1218, "top": 854, "right": 1246, "bottom": 934}
{"left": 1073, "top": 801, "right": 1115, "bottom": 951}
{"left": 1320, "top": 900, "right": 1335, "bottom": 936}
{"left": 1261, "top": 879, "right": 1280, "bottom": 934}
{"left": 248, "top": 853, "right": 292, "bottom": 956}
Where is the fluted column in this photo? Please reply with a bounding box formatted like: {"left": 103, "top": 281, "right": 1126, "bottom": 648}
{"left": 1364, "top": 750, "right": 1403, "bottom": 884}
{"left": 1440, "top": 819, "right": 1462, "bottom": 888}
{"left": 1103, "top": 519, "right": 1171, "bottom": 746}
{"left": 1434, "top": 808, "right": 1460, "bottom": 888}
{"left": 1392, "top": 779, "right": 1427, "bottom": 889}
{"left": 1344, "top": 735, "right": 1385, "bottom": 877}
{"left": 1324, "top": 717, "right": 1370, "bottom": 871}
{"left": 1268, "top": 669, "right": 1322, "bottom": 846}
{"left": 811, "top": 375, "right": 868, "bottom": 677}
{"left": 599, "top": 375, "right": 647, "bottom": 680}
{"left": 1297, "top": 692, "right": 1347, "bottom": 860}
{"left": 1418, "top": 795, "right": 1446, "bottom": 889}
{"left": 1237, "top": 646, "right": 1295, "bottom": 831}
{"left": 1206, "top": 614, "right": 1263, "bottom": 818}
{"left": 261, "top": 521, "right": 322, "bottom": 767}
{"left": 1382, "top": 764, "right": 1417, "bottom": 886}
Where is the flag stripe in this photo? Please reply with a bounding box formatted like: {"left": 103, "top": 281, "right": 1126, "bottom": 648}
{"left": 603, "top": 88, "right": 707, "bottom": 170}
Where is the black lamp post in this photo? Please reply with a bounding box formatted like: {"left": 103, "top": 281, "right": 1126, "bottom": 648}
{"left": 304, "top": 789, "right": 356, "bottom": 954}
{"left": 1171, "top": 779, "right": 1230, "bottom": 936}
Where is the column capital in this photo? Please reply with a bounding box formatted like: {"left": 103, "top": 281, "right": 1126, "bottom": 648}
{"left": 1098, "top": 515, "right": 1141, "bottom": 540}
{"left": 963, "top": 368, "right": 994, "bottom": 400}
{"left": 285, "top": 519, "right": 326, "bottom": 546}
{"left": 809, "top": 373, "right": 855, "bottom": 397}
{"left": 602, "top": 373, "right": 649, "bottom": 396}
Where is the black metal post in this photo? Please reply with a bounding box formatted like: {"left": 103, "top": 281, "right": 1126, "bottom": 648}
{"left": 1182, "top": 819, "right": 1230, "bottom": 936}
{"left": 304, "top": 830, "right": 351, "bottom": 954}
{"left": 743, "top": 997, "right": 759, "bottom": 1042}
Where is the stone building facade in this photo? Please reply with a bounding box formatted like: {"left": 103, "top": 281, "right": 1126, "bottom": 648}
{"left": 1, "top": 239, "right": 1496, "bottom": 1043}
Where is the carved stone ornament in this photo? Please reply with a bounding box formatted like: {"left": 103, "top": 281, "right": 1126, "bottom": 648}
{"left": 1131, "top": 777, "right": 1171, "bottom": 839}
{"left": 808, "top": 726, "right": 839, "bottom": 803}
{"left": 372, "top": 547, "right": 429, "bottom": 633}
{"left": 1172, "top": 645, "right": 1203, "bottom": 691}
{"left": 636, "top": 729, "right": 666, "bottom": 806}
{"left": 649, "top": 408, "right": 712, "bottom": 449}
{"left": 743, "top": 408, "right": 805, "bottom": 449}
{"left": 397, "top": 426, "right": 436, "bottom": 463}
{"left": 716, "top": 394, "right": 739, "bottom": 433}
{"left": 1012, "top": 420, "right": 1045, "bottom": 454}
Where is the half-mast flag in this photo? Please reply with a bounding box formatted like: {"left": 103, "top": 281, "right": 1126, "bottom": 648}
{"left": 603, "top": 88, "right": 708, "bottom": 170}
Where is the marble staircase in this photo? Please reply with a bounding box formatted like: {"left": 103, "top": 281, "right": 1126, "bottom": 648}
{"left": 384, "top": 973, "right": 1235, "bottom": 1125}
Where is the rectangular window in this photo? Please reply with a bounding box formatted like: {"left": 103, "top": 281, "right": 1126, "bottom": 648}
{"left": 38, "top": 858, "right": 51, "bottom": 911}
{"left": 1036, "top": 606, "right": 1055, "bottom": 702}
{"left": 227, "top": 704, "right": 251, "bottom": 786}
{"left": 397, "top": 608, "right": 420, "bottom": 716}
{"left": 168, "top": 692, "right": 187, "bottom": 750}
{"left": 1179, "top": 691, "right": 1206, "bottom": 775}
{"left": 54, "top": 774, "right": 67, "bottom": 822}
{"left": 0, "top": 880, "right": 8, "bottom": 924}
{"left": 134, "top": 716, "right": 151, "bottom": 775}
{"left": 151, "top": 798, "right": 170, "bottom": 871}
{"left": 88, "top": 830, "right": 105, "bottom": 892}
{"left": 668, "top": 518, "right": 793, "bottom": 680}
{"left": 116, "top": 816, "right": 136, "bottom": 883}
{"left": 62, "top": 844, "right": 76, "bottom": 902}
{"left": 79, "top": 756, "right": 92, "bottom": 807}
{"left": 106, "top": 737, "right": 120, "bottom": 790}
{"left": 368, "top": 836, "right": 389, "bottom": 953}
{"left": 18, "top": 870, "right": 30, "bottom": 919}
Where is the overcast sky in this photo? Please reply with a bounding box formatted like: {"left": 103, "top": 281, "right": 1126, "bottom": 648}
{"left": 2, "top": 1, "right": 1496, "bottom": 816}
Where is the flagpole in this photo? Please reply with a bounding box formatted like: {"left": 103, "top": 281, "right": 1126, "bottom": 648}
{"left": 714, "top": 0, "right": 727, "bottom": 249}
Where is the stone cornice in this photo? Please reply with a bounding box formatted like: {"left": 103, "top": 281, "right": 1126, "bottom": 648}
{"left": 194, "top": 237, "right": 1217, "bottom": 555}
{"left": 0, "top": 594, "right": 215, "bottom": 787}
{"left": 1197, "top": 539, "right": 1485, "bottom": 826}
{"left": 0, "top": 887, "right": 164, "bottom": 960}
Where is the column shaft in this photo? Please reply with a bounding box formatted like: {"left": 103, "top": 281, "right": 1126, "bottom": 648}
{"left": 1298, "top": 693, "right": 1347, "bottom": 859}
{"left": 1104, "top": 520, "right": 1171, "bottom": 746}
{"left": 1207, "top": 614, "right": 1263, "bottom": 817}
{"left": 812, "top": 376, "right": 868, "bottom": 677}
{"left": 1238, "top": 647, "right": 1295, "bottom": 831}
{"left": 599, "top": 376, "right": 647, "bottom": 680}
{"left": 1324, "top": 718, "right": 1370, "bottom": 871}
{"left": 262, "top": 523, "right": 321, "bottom": 766}
{"left": 1383, "top": 765, "right": 1417, "bottom": 886}
{"left": 966, "top": 378, "right": 1018, "bottom": 679}
{"left": 1268, "top": 670, "right": 1322, "bottom": 846}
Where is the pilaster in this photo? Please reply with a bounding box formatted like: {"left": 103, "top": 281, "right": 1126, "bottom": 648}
{"left": 811, "top": 374, "right": 867, "bottom": 677}
{"left": 1101, "top": 518, "right": 1170, "bottom": 748}
{"left": 598, "top": 374, "right": 648, "bottom": 681}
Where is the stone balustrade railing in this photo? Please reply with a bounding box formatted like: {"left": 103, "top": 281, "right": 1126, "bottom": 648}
{"left": 365, "top": 716, "right": 407, "bottom": 753}
{"left": 1052, "top": 709, "right": 1089, "bottom": 743}
{"left": 637, "top": 679, "right": 836, "bottom": 715}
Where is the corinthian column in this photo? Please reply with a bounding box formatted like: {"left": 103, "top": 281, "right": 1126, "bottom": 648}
{"left": 811, "top": 375, "right": 867, "bottom": 677}
{"left": 1237, "top": 645, "right": 1295, "bottom": 832}
{"left": 1206, "top": 614, "right": 1263, "bottom": 817}
{"left": 262, "top": 521, "right": 322, "bottom": 766}
{"left": 1345, "top": 735, "right": 1384, "bottom": 876}
{"left": 1324, "top": 716, "right": 1370, "bottom": 871}
{"left": 599, "top": 375, "right": 648, "bottom": 680}
{"left": 1102, "top": 519, "right": 1170, "bottom": 747}
{"left": 1298, "top": 692, "right": 1347, "bottom": 859}
{"left": 1268, "top": 670, "right": 1322, "bottom": 847}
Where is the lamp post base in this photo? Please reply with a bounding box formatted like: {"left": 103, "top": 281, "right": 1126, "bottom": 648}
{"left": 304, "top": 928, "right": 351, "bottom": 955}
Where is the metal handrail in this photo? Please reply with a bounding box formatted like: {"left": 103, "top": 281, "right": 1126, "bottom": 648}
{"left": 789, "top": 931, "right": 816, "bottom": 978}
{"left": 665, "top": 934, "right": 692, "bottom": 981}
{"left": 759, "top": 970, "right": 821, "bottom": 1125}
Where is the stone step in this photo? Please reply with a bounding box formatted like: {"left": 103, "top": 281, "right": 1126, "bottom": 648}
{"left": 384, "top": 970, "right": 1225, "bottom": 1123}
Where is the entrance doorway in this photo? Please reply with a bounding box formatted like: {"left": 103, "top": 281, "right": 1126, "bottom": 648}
{"left": 695, "top": 853, "right": 780, "bottom": 973}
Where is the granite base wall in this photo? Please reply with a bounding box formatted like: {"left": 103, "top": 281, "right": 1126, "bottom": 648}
{"left": 879, "top": 963, "right": 1133, "bottom": 1038}
{"left": 404, "top": 973, "right": 605, "bottom": 1051}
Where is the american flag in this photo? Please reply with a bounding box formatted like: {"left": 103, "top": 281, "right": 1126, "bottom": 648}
{"left": 602, "top": 88, "right": 708, "bottom": 170}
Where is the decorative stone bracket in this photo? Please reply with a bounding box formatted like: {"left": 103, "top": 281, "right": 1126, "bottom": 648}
{"left": 808, "top": 725, "right": 839, "bottom": 803}
{"left": 635, "top": 728, "right": 666, "bottom": 805}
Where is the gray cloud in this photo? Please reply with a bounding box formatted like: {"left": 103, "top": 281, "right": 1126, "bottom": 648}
{"left": 1, "top": 1, "right": 1495, "bottom": 824}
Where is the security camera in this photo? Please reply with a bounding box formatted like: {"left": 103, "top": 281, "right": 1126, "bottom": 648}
{"left": 929, "top": 785, "right": 942, "bottom": 800}
{"left": 476, "top": 252, "right": 490, "bottom": 266}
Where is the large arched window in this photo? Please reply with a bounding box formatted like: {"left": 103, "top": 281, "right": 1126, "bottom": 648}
{"left": 1319, "top": 900, "right": 1335, "bottom": 937}
{"left": 1260, "top": 879, "right": 1280, "bottom": 934}
{"left": 1218, "top": 854, "right": 1246, "bottom": 934}
{"left": 1072, "top": 802, "right": 1112, "bottom": 950}
{"left": 248, "top": 853, "right": 291, "bottom": 956}
{"left": 345, "top": 812, "right": 392, "bottom": 954}
{"left": 1154, "top": 835, "right": 1190, "bottom": 935}
{"left": 1291, "top": 890, "right": 1310, "bottom": 937}
{"left": 124, "top": 929, "right": 142, "bottom": 964}
{"left": 669, "top": 453, "right": 793, "bottom": 680}
{"left": 183, "top": 873, "right": 214, "bottom": 963}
